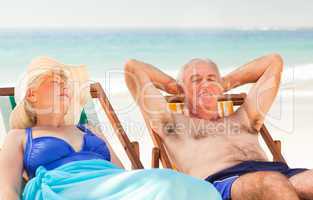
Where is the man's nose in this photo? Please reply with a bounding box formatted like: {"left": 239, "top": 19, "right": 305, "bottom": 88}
{"left": 201, "top": 81, "right": 223, "bottom": 92}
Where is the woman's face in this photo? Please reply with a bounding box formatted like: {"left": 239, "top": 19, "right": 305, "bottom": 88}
{"left": 27, "top": 73, "right": 72, "bottom": 117}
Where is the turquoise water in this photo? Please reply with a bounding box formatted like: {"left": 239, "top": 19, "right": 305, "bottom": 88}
{"left": 0, "top": 29, "right": 313, "bottom": 85}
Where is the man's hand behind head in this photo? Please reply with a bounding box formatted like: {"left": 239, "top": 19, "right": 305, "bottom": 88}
{"left": 164, "top": 79, "right": 184, "bottom": 95}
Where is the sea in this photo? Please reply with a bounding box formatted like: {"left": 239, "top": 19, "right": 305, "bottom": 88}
{"left": 0, "top": 28, "right": 312, "bottom": 93}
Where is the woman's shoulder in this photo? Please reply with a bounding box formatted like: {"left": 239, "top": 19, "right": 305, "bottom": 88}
{"left": 5, "top": 129, "right": 27, "bottom": 145}
{"left": 8, "top": 128, "right": 26, "bottom": 134}
{"left": 8, "top": 128, "right": 27, "bottom": 138}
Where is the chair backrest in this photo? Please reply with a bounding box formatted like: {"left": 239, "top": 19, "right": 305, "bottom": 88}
{"left": 150, "top": 93, "right": 286, "bottom": 169}
{"left": 0, "top": 83, "right": 143, "bottom": 170}
{"left": 90, "top": 83, "right": 143, "bottom": 169}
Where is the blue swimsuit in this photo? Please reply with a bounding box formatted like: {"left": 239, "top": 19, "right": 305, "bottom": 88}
{"left": 23, "top": 124, "right": 111, "bottom": 179}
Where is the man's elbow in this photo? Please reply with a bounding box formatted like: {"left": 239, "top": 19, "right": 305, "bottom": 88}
{"left": 124, "top": 59, "right": 138, "bottom": 73}
{"left": 124, "top": 59, "right": 139, "bottom": 86}
{"left": 268, "top": 53, "right": 284, "bottom": 72}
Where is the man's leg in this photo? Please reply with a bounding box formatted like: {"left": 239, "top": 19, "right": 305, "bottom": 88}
{"left": 231, "top": 171, "right": 300, "bottom": 200}
{"left": 289, "top": 169, "right": 313, "bottom": 200}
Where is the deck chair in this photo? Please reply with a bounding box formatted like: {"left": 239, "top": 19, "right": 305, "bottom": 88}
{"left": 150, "top": 93, "right": 286, "bottom": 169}
{"left": 0, "top": 83, "right": 143, "bottom": 180}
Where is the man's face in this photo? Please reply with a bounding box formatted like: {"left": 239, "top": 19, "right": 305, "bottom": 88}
{"left": 182, "top": 61, "right": 224, "bottom": 114}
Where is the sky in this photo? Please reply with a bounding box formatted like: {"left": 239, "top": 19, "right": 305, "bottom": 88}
{"left": 0, "top": 0, "right": 312, "bottom": 28}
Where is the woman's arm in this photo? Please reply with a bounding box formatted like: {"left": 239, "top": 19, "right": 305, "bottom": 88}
{"left": 222, "top": 54, "right": 283, "bottom": 92}
{"left": 0, "top": 129, "right": 24, "bottom": 199}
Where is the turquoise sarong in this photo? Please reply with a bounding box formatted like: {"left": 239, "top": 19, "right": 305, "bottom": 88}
{"left": 23, "top": 159, "right": 221, "bottom": 200}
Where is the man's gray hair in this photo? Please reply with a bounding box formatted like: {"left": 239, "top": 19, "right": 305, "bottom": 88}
{"left": 177, "top": 58, "right": 219, "bottom": 85}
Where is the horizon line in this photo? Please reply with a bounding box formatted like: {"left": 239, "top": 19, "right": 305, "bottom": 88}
{"left": 0, "top": 25, "right": 313, "bottom": 31}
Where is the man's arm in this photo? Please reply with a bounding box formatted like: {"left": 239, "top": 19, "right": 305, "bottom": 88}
{"left": 124, "top": 59, "right": 178, "bottom": 138}
{"left": 227, "top": 54, "right": 284, "bottom": 133}
{"left": 222, "top": 54, "right": 283, "bottom": 92}
{"left": 125, "top": 59, "right": 182, "bottom": 96}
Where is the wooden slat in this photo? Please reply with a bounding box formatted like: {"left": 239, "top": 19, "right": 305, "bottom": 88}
{"left": 165, "top": 93, "right": 247, "bottom": 104}
{"left": 151, "top": 130, "right": 173, "bottom": 168}
{"left": 217, "top": 93, "right": 247, "bottom": 102}
{"left": 273, "top": 140, "right": 282, "bottom": 161}
{"left": 165, "top": 95, "right": 184, "bottom": 103}
{"left": 274, "top": 140, "right": 282, "bottom": 156}
{"left": 131, "top": 141, "right": 140, "bottom": 169}
{"left": 0, "top": 87, "right": 14, "bottom": 96}
{"left": 232, "top": 100, "right": 245, "bottom": 106}
{"left": 151, "top": 147, "right": 160, "bottom": 168}
{"left": 91, "top": 83, "right": 144, "bottom": 169}
{"left": 260, "top": 125, "right": 286, "bottom": 163}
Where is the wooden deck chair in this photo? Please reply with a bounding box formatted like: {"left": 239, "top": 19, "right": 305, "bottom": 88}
{"left": 150, "top": 93, "right": 286, "bottom": 169}
{"left": 0, "top": 83, "right": 143, "bottom": 178}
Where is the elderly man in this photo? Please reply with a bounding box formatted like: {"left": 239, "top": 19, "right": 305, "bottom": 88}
{"left": 124, "top": 54, "right": 313, "bottom": 200}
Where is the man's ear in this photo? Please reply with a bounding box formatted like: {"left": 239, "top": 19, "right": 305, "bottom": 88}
{"left": 25, "top": 88, "right": 37, "bottom": 103}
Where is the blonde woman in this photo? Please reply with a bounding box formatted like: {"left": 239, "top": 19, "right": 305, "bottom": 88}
{"left": 0, "top": 57, "right": 221, "bottom": 200}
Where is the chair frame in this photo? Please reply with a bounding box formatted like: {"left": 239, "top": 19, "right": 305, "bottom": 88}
{"left": 151, "top": 93, "right": 286, "bottom": 169}
{"left": 0, "top": 82, "right": 143, "bottom": 170}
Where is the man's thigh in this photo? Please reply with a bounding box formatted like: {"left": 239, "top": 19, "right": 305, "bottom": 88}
{"left": 289, "top": 169, "right": 313, "bottom": 199}
{"left": 231, "top": 171, "right": 299, "bottom": 200}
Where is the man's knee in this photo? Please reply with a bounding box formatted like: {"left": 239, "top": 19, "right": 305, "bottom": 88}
{"left": 232, "top": 171, "right": 299, "bottom": 200}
